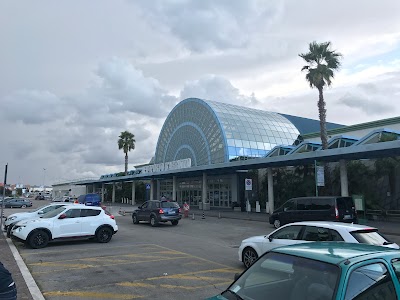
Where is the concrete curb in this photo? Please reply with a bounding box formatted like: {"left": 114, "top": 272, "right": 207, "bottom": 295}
{"left": 3, "top": 233, "right": 45, "bottom": 300}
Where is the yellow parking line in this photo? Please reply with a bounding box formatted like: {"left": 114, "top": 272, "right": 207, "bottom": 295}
{"left": 29, "top": 250, "right": 184, "bottom": 266}
{"left": 146, "top": 268, "right": 240, "bottom": 281}
{"left": 160, "top": 281, "right": 232, "bottom": 290}
{"left": 156, "top": 275, "right": 229, "bottom": 281}
{"left": 153, "top": 244, "right": 236, "bottom": 269}
{"left": 117, "top": 282, "right": 154, "bottom": 288}
{"left": 43, "top": 291, "right": 143, "bottom": 299}
{"left": 31, "top": 256, "right": 189, "bottom": 275}
{"left": 21, "top": 244, "right": 163, "bottom": 256}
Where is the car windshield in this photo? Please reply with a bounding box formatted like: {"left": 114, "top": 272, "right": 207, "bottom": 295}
{"left": 227, "top": 252, "right": 339, "bottom": 300}
{"left": 41, "top": 206, "right": 66, "bottom": 219}
{"left": 350, "top": 229, "right": 393, "bottom": 246}
{"left": 161, "top": 201, "right": 179, "bottom": 208}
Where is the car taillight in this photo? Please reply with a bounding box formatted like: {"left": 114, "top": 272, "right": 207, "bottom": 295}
{"left": 178, "top": 208, "right": 182, "bottom": 213}
{"left": 159, "top": 209, "right": 164, "bottom": 214}
{"left": 109, "top": 215, "right": 115, "bottom": 219}
{"left": 335, "top": 206, "right": 339, "bottom": 219}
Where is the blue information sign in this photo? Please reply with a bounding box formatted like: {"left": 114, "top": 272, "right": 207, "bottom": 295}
{"left": 145, "top": 184, "right": 151, "bottom": 190}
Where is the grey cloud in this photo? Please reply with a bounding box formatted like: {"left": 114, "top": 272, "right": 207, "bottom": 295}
{"left": 92, "top": 58, "right": 178, "bottom": 118}
{"left": 136, "top": 0, "right": 284, "bottom": 52}
{"left": 337, "top": 93, "right": 393, "bottom": 115}
{"left": 180, "top": 74, "right": 261, "bottom": 107}
{"left": 1, "top": 90, "right": 70, "bottom": 124}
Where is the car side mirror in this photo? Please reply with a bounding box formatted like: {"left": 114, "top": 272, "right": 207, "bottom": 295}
{"left": 268, "top": 235, "right": 273, "bottom": 242}
{"left": 284, "top": 207, "right": 288, "bottom": 211}
{"left": 58, "top": 214, "right": 67, "bottom": 219}
{"left": 234, "top": 273, "right": 241, "bottom": 281}
{"left": 37, "top": 211, "right": 44, "bottom": 215}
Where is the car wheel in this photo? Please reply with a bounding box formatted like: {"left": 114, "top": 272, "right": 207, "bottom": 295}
{"left": 243, "top": 247, "right": 258, "bottom": 268}
{"left": 96, "top": 227, "right": 113, "bottom": 243}
{"left": 21, "top": 205, "right": 27, "bottom": 208}
{"left": 171, "top": 220, "right": 179, "bottom": 226}
{"left": 132, "top": 214, "right": 139, "bottom": 224}
{"left": 6, "top": 224, "right": 14, "bottom": 238}
{"left": 273, "top": 219, "right": 281, "bottom": 229}
{"left": 28, "top": 230, "right": 49, "bottom": 249}
{"left": 150, "top": 215, "right": 158, "bottom": 227}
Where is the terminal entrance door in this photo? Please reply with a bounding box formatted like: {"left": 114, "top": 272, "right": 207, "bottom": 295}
{"left": 177, "top": 190, "right": 202, "bottom": 207}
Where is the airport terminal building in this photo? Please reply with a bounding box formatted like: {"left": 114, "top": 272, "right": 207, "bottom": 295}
{"left": 53, "top": 98, "right": 400, "bottom": 212}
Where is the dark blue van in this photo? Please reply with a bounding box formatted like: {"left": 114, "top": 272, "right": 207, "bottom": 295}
{"left": 77, "top": 193, "right": 101, "bottom": 206}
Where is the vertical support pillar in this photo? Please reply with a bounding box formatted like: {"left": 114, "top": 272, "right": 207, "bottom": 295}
{"left": 93, "top": 184, "right": 96, "bottom": 194}
{"left": 202, "top": 173, "right": 207, "bottom": 209}
{"left": 132, "top": 181, "right": 136, "bottom": 205}
{"left": 156, "top": 179, "right": 160, "bottom": 199}
{"left": 150, "top": 180, "right": 155, "bottom": 200}
{"left": 112, "top": 182, "right": 116, "bottom": 204}
{"left": 85, "top": 185, "right": 88, "bottom": 194}
{"left": 340, "top": 159, "right": 349, "bottom": 197}
{"left": 101, "top": 183, "right": 105, "bottom": 202}
{"left": 231, "top": 173, "right": 238, "bottom": 205}
{"left": 267, "top": 168, "right": 274, "bottom": 214}
{"left": 172, "top": 176, "right": 177, "bottom": 201}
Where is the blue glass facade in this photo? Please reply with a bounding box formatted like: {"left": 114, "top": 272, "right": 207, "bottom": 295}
{"left": 154, "top": 98, "right": 334, "bottom": 166}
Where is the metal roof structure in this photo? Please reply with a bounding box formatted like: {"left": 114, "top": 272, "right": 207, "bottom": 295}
{"left": 67, "top": 137, "right": 400, "bottom": 186}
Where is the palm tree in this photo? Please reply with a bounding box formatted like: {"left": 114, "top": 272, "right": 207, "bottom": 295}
{"left": 299, "top": 41, "right": 342, "bottom": 149}
{"left": 118, "top": 131, "right": 136, "bottom": 175}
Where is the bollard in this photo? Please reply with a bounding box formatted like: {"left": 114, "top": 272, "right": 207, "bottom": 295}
{"left": 218, "top": 212, "right": 221, "bottom": 219}
{"left": 202, "top": 211, "right": 205, "bottom": 219}
{"left": 192, "top": 213, "right": 195, "bottom": 220}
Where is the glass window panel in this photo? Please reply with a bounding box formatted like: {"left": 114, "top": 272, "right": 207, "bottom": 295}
{"left": 233, "top": 132, "right": 241, "bottom": 139}
{"left": 263, "top": 142, "right": 271, "bottom": 149}
{"left": 228, "top": 147, "right": 237, "bottom": 155}
{"left": 227, "top": 139, "right": 235, "bottom": 147}
{"left": 250, "top": 141, "right": 257, "bottom": 148}
{"left": 242, "top": 140, "right": 250, "bottom": 148}
{"left": 234, "top": 139, "right": 243, "bottom": 147}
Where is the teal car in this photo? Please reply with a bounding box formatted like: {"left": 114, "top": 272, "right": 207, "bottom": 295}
{"left": 208, "top": 242, "right": 400, "bottom": 300}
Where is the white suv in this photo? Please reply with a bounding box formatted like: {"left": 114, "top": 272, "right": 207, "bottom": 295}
{"left": 239, "top": 221, "right": 399, "bottom": 268}
{"left": 4, "top": 203, "right": 74, "bottom": 237}
{"left": 11, "top": 204, "right": 118, "bottom": 249}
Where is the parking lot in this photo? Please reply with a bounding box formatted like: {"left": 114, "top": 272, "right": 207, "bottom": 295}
{"left": 4, "top": 200, "right": 400, "bottom": 299}
{"left": 5, "top": 201, "right": 270, "bottom": 299}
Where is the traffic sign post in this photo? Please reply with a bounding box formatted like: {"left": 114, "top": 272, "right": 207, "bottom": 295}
{"left": 145, "top": 183, "right": 151, "bottom": 201}
{"left": 245, "top": 178, "right": 252, "bottom": 191}
{"left": 245, "top": 179, "right": 252, "bottom": 213}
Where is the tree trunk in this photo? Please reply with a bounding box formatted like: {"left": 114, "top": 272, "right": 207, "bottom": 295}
{"left": 125, "top": 153, "right": 128, "bottom": 175}
{"left": 318, "top": 87, "right": 328, "bottom": 150}
{"left": 318, "top": 86, "right": 331, "bottom": 194}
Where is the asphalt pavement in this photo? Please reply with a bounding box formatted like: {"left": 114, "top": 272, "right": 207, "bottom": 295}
{"left": 2, "top": 203, "right": 400, "bottom": 299}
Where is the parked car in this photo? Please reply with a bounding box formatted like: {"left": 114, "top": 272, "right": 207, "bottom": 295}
{"left": 35, "top": 195, "right": 45, "bottom": 200}
{"left": 4, "top": 202, "right": 74, "bottom": 237}
{"left": 269, "top": 196, "right": 357, "bottom": 228}
{"left": 132, "top": 200, "right": 182, "bottom": 226}
{"left": 239, "top": 221, "right": 399, "bottom": 268}
{"left": 209, "top": 242, "right": 400, "bottom": 300}
{"left": 10, "top": 204, "right": 118, "bottom": 249}
{"left": 77, "top": 193, "right": 101, "bottom": 206}
{"left": 4, "top": 199, "right": 32, "bottom": 208}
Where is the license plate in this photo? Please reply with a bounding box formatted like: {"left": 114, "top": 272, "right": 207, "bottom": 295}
{"left": 344, "top": 214, "right": 351, "bottom": 219}
{"left": 169, "top": 211, "right": 176, "bottom": 214}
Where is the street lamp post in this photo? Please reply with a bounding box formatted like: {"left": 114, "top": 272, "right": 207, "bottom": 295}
{"left": 43, "top": 168, "right": 46, "bottom": 191}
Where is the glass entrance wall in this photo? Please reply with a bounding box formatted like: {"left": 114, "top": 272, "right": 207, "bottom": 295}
{"left": 207, "top": 177, "right": 231, "bottom": 207}
{"left": 177, "top": 179, "right": 202, "bottom": 206}
{"left": 159, "top": 180, "right": 173, "bottom": 200}
{"left": 159, "top": 176, "right": 233, "bottom": 208}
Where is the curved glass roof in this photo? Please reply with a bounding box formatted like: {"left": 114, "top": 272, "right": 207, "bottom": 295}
{"left": 154, "top": 98, "right": 325, "bottom": 166}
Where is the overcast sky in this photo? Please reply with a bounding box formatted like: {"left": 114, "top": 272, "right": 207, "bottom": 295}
{"left": 1, "top": 0, "right": 399, "bottom": 186}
